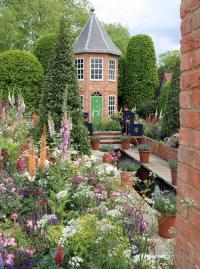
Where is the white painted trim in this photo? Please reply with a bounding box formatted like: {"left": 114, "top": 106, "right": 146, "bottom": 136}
{"left": 108, "top": 95, "right": 116, "bottom": 117}
{"left": 90, "top": 57, "right": 104, "bottom": 81}
{"left": 108, "top": 58, "right": 116, "bottom": 82}
{"left": 75, "top": 58, "right": 84, "bottom": 81}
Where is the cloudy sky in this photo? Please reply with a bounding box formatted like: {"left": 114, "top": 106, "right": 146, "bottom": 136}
{"left": 90, "top": 0, "right": 181, "bottom": 56}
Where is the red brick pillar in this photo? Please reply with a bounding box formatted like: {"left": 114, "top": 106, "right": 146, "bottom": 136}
{"left": 175, "top": 1, "right": 200, "bottom": 268}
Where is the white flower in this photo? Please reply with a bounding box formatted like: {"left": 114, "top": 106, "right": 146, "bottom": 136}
{"left": 56, "top": 184, "right": 71, "bottom": 199}
{"left": 72, "top": 184, "right": 95, "bottom": 199}
{"left": 123, "top": 249, "right": 131, "bottom": 259}
{"left": 37, "top": 215, "right": 50, "bottom": 228}
{"left": 58, "top": 219, "right": 80, "bottom": 245}
{"left": 107, "top": 207, "right": 122, "bottom": 219}
{"left": 68, "top": 256, "right": 83, "bottom": 268}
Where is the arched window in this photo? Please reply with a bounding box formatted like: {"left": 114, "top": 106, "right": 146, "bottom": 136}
{"left": 91, "top": 92, "right": 102, "bottom": 96}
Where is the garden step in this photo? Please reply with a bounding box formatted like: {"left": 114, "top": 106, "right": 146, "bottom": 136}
{"left": 94, "top": 131, "right": 121, "bottom": 136}
{"left": 100, "top": 136, "right": 121, "bottom": 140}
{"left": 100, "top": 140, "right": 121, "bottom": 144}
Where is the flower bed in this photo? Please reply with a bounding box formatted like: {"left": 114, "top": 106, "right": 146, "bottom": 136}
{"left": 142, "top": 136, "right": 178, "bottom": 162}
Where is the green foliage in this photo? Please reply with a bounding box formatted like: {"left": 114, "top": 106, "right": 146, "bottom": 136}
{"left": 90, "top": 135, "right": 100, "bottom": 141}
{"left": 124, "top": 34, "right": 159, "bottom": 109}
{"left": 153, "top": 191, "right": 176, "bottom": 215}
{"left": 118, "top": 56, "right": 126, "bottom": 106}
{"left": 33, "top": 33, "right": 57, "bottom": 74}
{"left": 100, "top": 145, "right": 115, "bottom": 152}
{"left": 39, "top": 19, "right": 71, "bottom": 131}
{"left": 168, "top": 159, "right": 178, "bottom": 170}
{"left": 104, "top": 23, "right": 130, "bottom": 56}
{"left": 136, "top": 100, "right": 158, "bottom": 119}
{"left": 0, "top": 0, "right": 91, "bottom": 51}
{"left": 118, "top": 161, "right": 140, "bottom": 172}
{"left": 159, "top": 81, "right": 171, "bottom": 113}
{"left": 138, "top": 144, "right": 150, "bottom": 152}
{"left": 158, "top": 50, "right": 180, "bottom": 78}
{"left": 0, "top": 50, "right": 44, "bottom": 110}
{"left": 93, "top": 119, "right": 121, "bottom": 131}
{"left": 161, "top": 58, "right": 180, "bottom": 138}
{"left": 120, "top": 135, "right": 130, "bottom": 141}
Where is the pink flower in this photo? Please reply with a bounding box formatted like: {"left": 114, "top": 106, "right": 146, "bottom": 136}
{"left": 74, "top": 160, "right": 80, "bottom": 167}
{"left": 110, "top": 191, "right": 121, "bottom": 197}
{"left": 5, "top": 238, "right": 16, "bottom": 247}
{"left": 26, "top": 220, "right": 34, "bottom": 229}
{"left": 25, "top": 247, "right": 36, "bottom": 255}
{"left": 5, "top": 253, "right": 15, "bottom": 265}
{"left": 0, "top": 232, "right": 4, "bottom": 243}
{"left": 11, "top": 213, "right": 18, "bottom": 222}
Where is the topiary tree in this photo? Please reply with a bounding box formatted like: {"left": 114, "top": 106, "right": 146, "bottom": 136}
{"left": 124, "top": 34, "right": 159, "bottom": 109}
{"left": 161, "top": 58, "right": 180, "bottom": 138}
{"left": 118, "top": 56, "right": 126, "bottom": 108}
{"left": 39, "top": 18, "right": 90, "bottom": 155}
{"left": 0, "top": 50, "right": 44, "bottom": 110}
{"left": 33, "top": 33, "right": 57, "bottom": 74}
{"left": 159, "top": 81, "right": 171, "bottom": 113}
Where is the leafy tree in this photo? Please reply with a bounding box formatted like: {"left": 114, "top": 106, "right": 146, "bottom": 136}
{"left": 158, "top": 50, "right": 180, "bottom": 78}
{"left": 118, "top": 56, "right": 126, "bottom": 107}
{"left": 0, "top": 50, "right": 44, "bottom": 110}
{"left": 159, "top": 81, "right": 171, "bottom": 113}
{"left": 161, "top": 58, "right": 180, "bottom": 138}
{"left": 124, "top": 34, "right": 159, "bottom": 109}
{"left": 0, "top": 0, "right": 91, "bottom": 51}
{"left": 104, "top": 23, "right": 130, "bottom": 56}
{"left": 33, "top": 33, "right": 57, "bottom": 74}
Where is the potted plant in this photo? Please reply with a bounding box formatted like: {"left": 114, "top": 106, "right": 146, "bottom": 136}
{"left": 120, "top": 135, "right": 131, "bottom": 150}
{"left": 100, "top": 145, "right": 114, "bottom": 152}
{"left": 138, "top": 144, "right": 150, "bottom": 163}
{"left": 169, "top": 159, "right": 178, "bottom": 186}
{"left": 118, "top": 161, "right": 140, "bottom": 187}
{"left": 90, "top": 136, "right": 100, "bottom": 150}
{"left": 153, "top": 191, "right": 176, "bottom": 239}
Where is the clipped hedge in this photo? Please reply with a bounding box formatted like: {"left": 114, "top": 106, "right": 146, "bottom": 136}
{"left": 159, "top": 81, "right": 171, "bottom": 113}
{"left": 161, "top": 58, "right": 180, "bottom": 138}
{"left": 125, "top": 34, "right": 159, "bottom": 109}
{"left": 33, "top": 33, "right": 57, "bottom": 73}
{"left": 0, "top": 50, "right": 44, "bottom": 110}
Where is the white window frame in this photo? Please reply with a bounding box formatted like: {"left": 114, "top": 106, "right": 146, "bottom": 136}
{"left": 109, "top": 59, "right": 116, "bottom": 81}
{"left": 108, "top": 95, "right": 116, "bottom": 116}
{"left": 75, "top": 58, "right": 84, "bottom": 80}
{"left": 80, "top": 95, "right": 84, "bottom": 111}
{"left": 90, "top": 58, "right": 103, "bottom": 81}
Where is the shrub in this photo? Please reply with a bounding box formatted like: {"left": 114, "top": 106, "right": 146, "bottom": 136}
{"left": 0, "top": 50, "right": 44, "bottom": 110}
{"left": 33, "top": 33, "right": 57, "bottom": 74}
{"left": 159, "top": 81, "right": 171, "bottom": 113}
{"left": 100, "top": 145, "right": 115, "bottom": 152}
{"left": 161, "top": 58, "right": 180, "bottom": 138}
{"left": 153, "top": 191, "right": 176, "bottom": 215}
{"left": 93, "top": 120, "right": 121, "bottom": 131}
{"left": 138, "top": 144, "right": 150, "bottom": 152}
{"left": 168, "top": 159, "right": 178, "bottom": 170}
{"left": 120, "top": 135, "right": 130, "bottom": 141}
{"left": 124, "top": 34, "right": 159, "bottom": 109}
{"left": 90, "top": 136, "right": 100, "bottom": 141}
{"left": 136, "top": 100, "right": 158, "bottom": 119}
{"left": 118, "top": 161, "right": 140, "bottom": 172}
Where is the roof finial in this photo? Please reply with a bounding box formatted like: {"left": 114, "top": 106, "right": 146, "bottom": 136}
{"left": 90, "top": 7, "right": 95, "bottom": 14}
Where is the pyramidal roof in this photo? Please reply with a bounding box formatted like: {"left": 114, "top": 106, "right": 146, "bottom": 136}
{"left": 73, "top": 9, "right": 121, "bottom": 56}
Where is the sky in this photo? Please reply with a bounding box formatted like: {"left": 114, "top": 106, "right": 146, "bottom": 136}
{"left": 90, "top": 0, "right": 181, "bottom": 57}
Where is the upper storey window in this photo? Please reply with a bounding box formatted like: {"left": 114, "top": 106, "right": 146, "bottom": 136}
{"left": 75, "top": 58, "right": 84, "bottom": 80}
{"left": 90, "top": 58, "right": 103, "bottom": 80}
{"left": 109, "top": 59, "right": 116, "bottom": 81}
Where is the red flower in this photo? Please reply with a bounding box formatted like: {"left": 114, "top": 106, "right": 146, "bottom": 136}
{"left": 54, "top": 246, "right": 64, "bottom": 265}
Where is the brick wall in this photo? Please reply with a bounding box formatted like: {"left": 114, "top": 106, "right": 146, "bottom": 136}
{"left": 74, "top": 53, "right": 118, "bottom": 120}
{"left": 142, "top": 136, "right": 178, "bottom": 162}
{"left": 175, "top": 1, "right": 200, "bottom": 268}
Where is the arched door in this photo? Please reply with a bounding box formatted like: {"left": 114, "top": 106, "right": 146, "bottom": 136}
{"left": 90, "top": 92, "right": 103, "bottom": 124}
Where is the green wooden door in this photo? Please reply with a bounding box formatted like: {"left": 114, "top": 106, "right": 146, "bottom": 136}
{"left": 91, "top": 93, "right": 103, "bottom": 124}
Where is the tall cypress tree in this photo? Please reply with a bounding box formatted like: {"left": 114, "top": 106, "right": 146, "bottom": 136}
{"left": 39, "top": 18, "right": 90, "bottom": 155}
{"left": 124, "top": 34, "right": 159, "bottom": 109}
{"left": 161, "top": 58, "right": 180, "bottom": 138}
{"left": 39, "top": 18, "right": 69, "bottom": 131}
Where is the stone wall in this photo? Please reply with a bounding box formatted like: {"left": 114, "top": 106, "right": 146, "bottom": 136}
{"left": 175, "top": 1, "right": 200, "bottom": 268}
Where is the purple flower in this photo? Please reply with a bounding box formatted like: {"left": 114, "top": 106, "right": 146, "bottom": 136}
{"left": 49, "top": 214, "right": 58, "bottom": 225}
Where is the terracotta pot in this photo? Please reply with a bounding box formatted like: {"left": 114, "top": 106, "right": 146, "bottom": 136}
{"left": 121, "top": 140, "right": 130, "bottom": 150}
{"left": 102, "top": 153, "right": 112, "bottom": 164}
{"left": 91, "top": 140, "right": 100, "bottom": 150}
{"left": 158, "top": 213, "right": 176, "bottom": 239}
{"left": 120, "top": 171, "right": 136, "bottom": 187}
{"left": 139, "top": 151, "right": 150, "bottom": 163}
{"left": 171, "top": 169, "right": 177, "bottom": 186}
